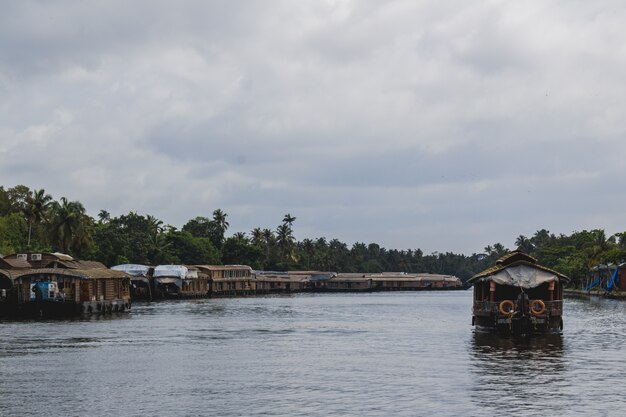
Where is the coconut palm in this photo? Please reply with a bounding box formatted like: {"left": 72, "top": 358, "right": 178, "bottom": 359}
{"left": 98, "top": 209, "right": 111, "bottom": 224}
{"left": 212, "top": 209, "right": 229, "bottom": 234}
{"left": 25, "top": 188, "right": 52, "bottom": 247}
{"left": 301, "top": 238, "right": 315, "bottom": 269}
{"left": 282, "top": 213, "right": 296, "bottom": 227}
{"left": 515, "top": 235, "right": 534, "bottom": 254}
{"left": 276, "top": 223, "right": 295, "bottom": 262}
{"left": 262, "top": 228, "right": 275, "bottom": 266}
{"left": 48, "top": 197, "right": 90, "bottom": 254}
{"left": 250, "top": 227, "right": 263, "bottom": 245}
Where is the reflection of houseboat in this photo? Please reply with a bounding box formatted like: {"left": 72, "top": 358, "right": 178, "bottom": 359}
{"left": 469, "top": 251, "right": 568, "bottom": 335}
{"left": 112, "top": 264, "right": 154, "bottom": 301}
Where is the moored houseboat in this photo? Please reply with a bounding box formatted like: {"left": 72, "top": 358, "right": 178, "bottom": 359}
{"left": 469, "top": 251, "right": 568, "bottom": 335}
{"left": 0, "top": 252, "right": 132, "bottom": 316}
{"left": 196, "top": 265, "right": 254, "bottom": 296}
{"left": 112, "top": 264, "right": 154, "bottom": 301}
{"left": 152, "top": 265, "right": 187, "bottom": 299}
{"left": 11, "top": 267, "right": 131, "bottom": 315}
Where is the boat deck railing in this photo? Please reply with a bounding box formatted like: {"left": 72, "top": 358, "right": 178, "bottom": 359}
{"left": 473, "top": 300, "right": 563, "bottom": 315}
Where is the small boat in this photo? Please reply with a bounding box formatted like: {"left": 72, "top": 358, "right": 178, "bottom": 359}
{"left": 469, "top": 250, "right": 569, "bottom": 335}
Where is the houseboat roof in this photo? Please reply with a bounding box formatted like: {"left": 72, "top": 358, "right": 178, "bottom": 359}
{"left": 154, "top": 265, "right": 188, "bottom": 278}
{"left": 0, "top": 257, "right": 32, "bottom": 269}
{"left": 13, "top": 268, "right": 131, "bottom": 280}
{"left": 111, "top": 264, "right": 151, "bottom": 277}
{"left": 195, "top": 265, "right": 253, "bottom": 272}
{"left": 51, "top": 259, "right": 107, "bottom": 269}
{"left": 469, "top": 250, "right": 569, "bottom": 286}
{"left": 4, "top": 252, "right": 74, "bottom": 261}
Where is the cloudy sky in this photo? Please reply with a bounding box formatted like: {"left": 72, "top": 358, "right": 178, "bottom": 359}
{"left": 2, "top": 1, "right": 626, "bottom": 254}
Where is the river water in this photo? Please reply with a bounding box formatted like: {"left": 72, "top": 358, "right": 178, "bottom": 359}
{"left": 0, "top": 291, "right": 625, "bottom": 416}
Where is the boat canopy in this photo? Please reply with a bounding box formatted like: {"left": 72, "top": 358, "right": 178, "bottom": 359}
{"left": 475, "top": 264, "right": 560, "bottom": 289}
{"left": 112, "top": 264, "right": 151, "bottom": 277}
{"left": 469, "top": 250, "right": 569, "bottom": 287}
{"left": 154, "top": 265, "right": 188, "bottom": 279}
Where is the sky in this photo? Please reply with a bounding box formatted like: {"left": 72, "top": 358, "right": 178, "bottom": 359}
{"left": 2, "top": 0, "right": 626, "bottom": 255}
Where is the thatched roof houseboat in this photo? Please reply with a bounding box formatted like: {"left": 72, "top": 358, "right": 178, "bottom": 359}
{"left": 1, "top": 253, "right": 131, "bottom": 316}
{"left": 469, "top": 250, "right": 569, "bottom": 335}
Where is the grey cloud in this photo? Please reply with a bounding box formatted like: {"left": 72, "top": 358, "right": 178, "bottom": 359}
{"left": 2, "top": 1, "right": 626, "bottom": 253}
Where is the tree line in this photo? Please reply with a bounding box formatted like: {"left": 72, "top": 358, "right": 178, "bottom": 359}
{"left": 1, "top": 185, "right": 625, "bottom": 284}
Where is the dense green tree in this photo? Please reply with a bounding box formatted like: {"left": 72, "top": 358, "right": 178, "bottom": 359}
{"left": 0, "top": 187, "right": 11, "bottom": 216}
{"left": 182, "top": 216, "right": 212, "bottom": 238}
{"left": 165, "top": 231, "right": 220, "bottom": 265}
{"left": 6, "top": 185, "right": 31, "bottom": 214}
{"left": 0, "top": 212, "right": 28, "bottom": 254}
{"left": 222, "top": 233, "right": 264, "bottom": 268}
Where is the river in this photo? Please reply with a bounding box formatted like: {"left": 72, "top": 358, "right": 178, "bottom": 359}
{"left": 0, "top": 291, "right": 625, "bottom": 416}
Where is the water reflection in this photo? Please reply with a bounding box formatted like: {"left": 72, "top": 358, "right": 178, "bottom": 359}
{"left": 468, "top": 331, "right": 567, "bottom": 416}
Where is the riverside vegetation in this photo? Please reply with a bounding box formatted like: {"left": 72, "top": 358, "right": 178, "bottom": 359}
{"left": 1, "top": 184, "right": 624, "bottom": 285}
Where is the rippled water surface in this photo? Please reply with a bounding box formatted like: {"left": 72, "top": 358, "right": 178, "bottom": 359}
{"left": 1, "top": 291, "right": 626, "bottom": 416}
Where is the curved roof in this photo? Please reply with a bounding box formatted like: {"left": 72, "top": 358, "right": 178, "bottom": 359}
{"left": 13, "top": 268, "right": 130, "bottom": 280}
{"left": 469, "top": 250, "right": 569, "bottom": 284}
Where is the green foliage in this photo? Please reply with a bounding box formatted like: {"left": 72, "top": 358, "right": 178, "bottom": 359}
{"left": 2, "top": 184, "right": 625, "bottom": 284}
{"left": 0, "top": 187, "right": 11, "bottom": 216}
{"left": 0, "top": 212, "right": 28, "bottom": 254}
{"left": 222, "top": 234, "right": 264, "bottom": 269}
{"left": 165, "top": 231, "right": 220, "bottom": 265}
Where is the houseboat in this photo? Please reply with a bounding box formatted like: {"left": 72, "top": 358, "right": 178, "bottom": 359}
{"left": 469, "top": 251, "right": 568, "bottom": 335}
{"left": 196, "top": 265, "right": 254, "bottom": 296}
{"left": 152, "top": 265, "right": 208, "bottom": 299}
{"left": 0, "top": 253, "right": 131, "bottom": 316}
{"left": 112, "top": 264, "right": 154, "bottom": 301}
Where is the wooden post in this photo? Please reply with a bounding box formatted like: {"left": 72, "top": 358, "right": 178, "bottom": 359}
{"left": 490, "top": 281, "right": 496, "bottom": 302}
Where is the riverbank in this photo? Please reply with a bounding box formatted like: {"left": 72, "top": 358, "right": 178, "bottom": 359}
{"left": 564, "top": 288, "right": 626, "bottom": 300}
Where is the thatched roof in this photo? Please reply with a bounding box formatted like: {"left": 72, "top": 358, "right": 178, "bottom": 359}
{"left": 469, "top": 250, "right": 569, "bottom": 284}
{"left": 0, "top": 257, "right": 32, "bottom": 269}
{"left": 195, "top": 265, "right": 252, "bottom": 272}
{"left": 13, "top": 268, "right": 131, "bottom": 280}
{"left": 46, "top": 260, "right": 107, "bottom": 269}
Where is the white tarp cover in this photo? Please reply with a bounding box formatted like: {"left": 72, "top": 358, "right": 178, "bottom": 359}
{"left": 112, "top": 264, "right": 150, "bottom": 277}
{"left": 185, "top": 269, "right": 198, "bottom": 279}
{"left": 154, "top": 265, "right": 188, "bottom": 279}
{"left": 488, "top": 264, "right": 558, "bottom": 288}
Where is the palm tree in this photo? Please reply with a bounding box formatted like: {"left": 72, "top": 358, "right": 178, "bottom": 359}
{"left": 262, "top": 228, "right": 274, "bottom": 266}
{"left": 282, "top": 213, "right": 296, "bottom": 226}
{"left": 515, "top": 235, "right": 534, "bottom": 254}
{"left": 301, "top": 238, "right": 315, "bottom": 269}
{"left": 146, "top": 215, "right": 164, "bottom": 237}
{"left": 251, "top": 227, "right": 264, "bottom": 245}
{"left": 98, "top": 209, "right": 111, "bottom": 224}
{"left": 212, "top": 209, "right": 229, "bottom": 234}
{"left": 25, "top": 188, "right": 52, "bottom": 247}
{"left": 48, "top": 197, "right": 90, "bottom": 254}
{"left": 276, "top": 223, "right": 295, "bottom": 262}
